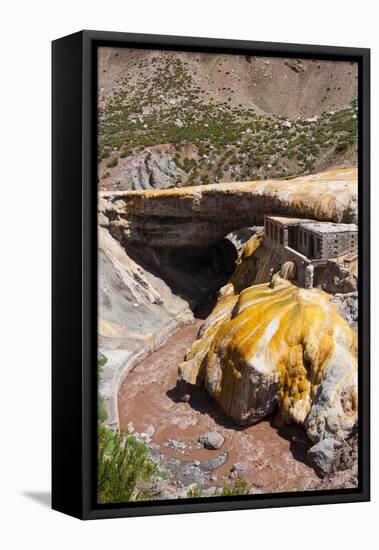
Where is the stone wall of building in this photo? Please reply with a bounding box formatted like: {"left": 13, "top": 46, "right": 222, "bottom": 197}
{"left": 321, "top": 231, "right": 357, "bottom": 259}
{"left": 264, "top": 217, "right": 357, "bottom": 262}
{"left": 264, "top": 233, "right": 310, "bottom": 287}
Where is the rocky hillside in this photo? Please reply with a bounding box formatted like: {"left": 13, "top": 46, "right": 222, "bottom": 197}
{"left": 98, "top": 48, "right": 358, "bottom": 191}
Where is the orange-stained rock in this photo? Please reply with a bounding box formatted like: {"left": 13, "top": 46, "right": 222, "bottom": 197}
{"left": 179, "top": 276, "right": 357, "bottom": 443}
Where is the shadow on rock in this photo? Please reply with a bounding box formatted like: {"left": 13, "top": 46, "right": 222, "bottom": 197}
{"left": 272, "top": 418, "right": 317, "bottom": 472}
{"left": 168, "top": 381, "right": 253, "bottom": 432}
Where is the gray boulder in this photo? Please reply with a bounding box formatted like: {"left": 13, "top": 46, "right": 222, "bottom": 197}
{"left": 308, "top": 439, "right": 342, "bottom": 477}
{"left": 144, "top": 425, "right": 155, "bottom": 438}
{"left": 199, "top": 431, "right": 225, "bottom": 450}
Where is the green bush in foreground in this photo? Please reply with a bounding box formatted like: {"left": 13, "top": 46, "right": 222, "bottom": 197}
{"left": 98, "top": 424, "right": 158, "bottom": 503}
{"left": 97, "top": 354, "right": 159, "bottom": 503}
{"left": 187, "top": 483, "right": 203, "bottom": 498}
{"left": 220, "top": 478, "right": 250, "bottom": 496}
{"left": 186, "top": 478, "right": 250, "bottom": 498}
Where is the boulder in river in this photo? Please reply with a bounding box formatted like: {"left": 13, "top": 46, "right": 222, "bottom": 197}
{"left": 199, "top": 431, "right": 225, "bottom": 450}
{"left": 145, "top": 425, "right": 155, "bottom": 438}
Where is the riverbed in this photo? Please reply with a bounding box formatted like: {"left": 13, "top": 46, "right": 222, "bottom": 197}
{"left": 118, "top": 320, "right": 319, "bottom": 495}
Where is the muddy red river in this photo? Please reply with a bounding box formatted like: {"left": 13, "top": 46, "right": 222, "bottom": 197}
{"left": 118, "top": 320, "right": 319, "bottom": 494}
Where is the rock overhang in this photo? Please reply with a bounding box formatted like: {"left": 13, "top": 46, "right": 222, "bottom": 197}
{"left": 99, "top": 168, "right": 357, "bottom": 254}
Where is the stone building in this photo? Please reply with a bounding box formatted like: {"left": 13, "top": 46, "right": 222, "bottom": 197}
{"left": 263, "top": 216, "right": 358, "bottom": 288}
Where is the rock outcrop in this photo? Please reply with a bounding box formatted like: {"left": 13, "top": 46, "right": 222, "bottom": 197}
{"left": 99, "top": 149, "right": 188, "bottom": 191}
{"left": 98, "top": 225, "right": 239, "bottom": 426}
{"left": 100, "top": 168, "right": 357, "bottom": 253}
{"left": 316, "top": 260, "right": 358, "bottom": 294}
{"left": 99, "top": 227, "right": 194, "bottom": 424}
{"left": 331, "top": 292, "right": 358, "bottom": 331}
{"left": 179, "top": 276, "right": 358, "bottom": 443}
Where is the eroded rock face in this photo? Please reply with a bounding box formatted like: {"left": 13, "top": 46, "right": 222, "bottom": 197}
{"left": 98, "top": 225, "right": 239, "bottom": 426}
{"left": 100, "top": 150, "right": 188, "bottom": 191}
{"left": 99, "top": 227, "right": 193, "bottom": 350}
{"left": 331, "top": 292, "right": 358, "bottom": 330}
{"left": 98, "top": 227, "right": 194, "bottom": 424}
{"left": 179, "top": 276, "right": 358, "bottom": 443}
{"left": 100, "top": 168, "right": 357, "bottom": 253}
{"left": 316, "top": 260, "right": 358, "bottom": 294}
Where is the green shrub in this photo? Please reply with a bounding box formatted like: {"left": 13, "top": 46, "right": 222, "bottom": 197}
{"left": 220, "top": 479, "right": 250, "bottom": 496}
{"left": 187, "top": 483, "right": 203, "bottom": 498}
{"left": 97, "top": 425, "right": 158, "bottom": 503}
{"left": 98, "top": 400, "right": 107, "bottom": 423}
{"left": 106, "top": 157, "right": 119, "bottom": 168}
{"left": 98, "top": 354, "right": 107, "bottom": 374}
{"left": 335, "top": 141, "right": 349, "bottom": 153}
{"left": 215, "top": 166, "right": 223, "bottom": 179}
{"left": 186, "top": 479, "right": 250, "bottom": 499}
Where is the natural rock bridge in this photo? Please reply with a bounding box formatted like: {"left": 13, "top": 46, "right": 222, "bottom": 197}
{"left": 99, "top": 168, "right": 357, "bottom": 254}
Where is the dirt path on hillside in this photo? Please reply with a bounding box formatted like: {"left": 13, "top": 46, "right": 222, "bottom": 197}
{"left": 118, "top": 320, "right": 319, "bottom": 495}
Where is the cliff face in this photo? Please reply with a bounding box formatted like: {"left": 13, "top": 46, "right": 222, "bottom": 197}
{"left": 179, "top": 276, "right": 357, "bottom": 443}
{"left": 98, "top": 224, "right": 238, "bottom": 425}
{"left": 98, "top": 227, "right": 194, "bottom": 424}
{"left": 100, "top": 167, "right": 357, "bottom": 253}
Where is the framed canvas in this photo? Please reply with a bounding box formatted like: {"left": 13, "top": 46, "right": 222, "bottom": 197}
{"left": 52, "top": 30, "right": 370, "bottom": 520}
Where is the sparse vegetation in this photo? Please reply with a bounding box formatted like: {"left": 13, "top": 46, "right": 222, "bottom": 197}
{"left": 220, "top": 478, "right": 250, "bottom": 496}
{"left": 186, "top": 483, "right": 203, "bottom": 498}
{"left": 98, "top": 54, "right": 357, "bottom": 187}
{"left": 186, "top": 478, "right": 250, "bottom": 498}
{"left": 106, "top": 157, "right": 119, "bottom": 168}
{"left": 97, "top": 424, "right": 158, "bottom": 503}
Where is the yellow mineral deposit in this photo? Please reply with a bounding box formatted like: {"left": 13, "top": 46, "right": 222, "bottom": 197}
{"left": 180, "top": 275, "right": 358, "bottom": 442}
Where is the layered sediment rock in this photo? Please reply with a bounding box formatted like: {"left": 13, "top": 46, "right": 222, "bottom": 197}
{"left": 100, "top": 168, "right": 357, "bottom": 253}
{"left": 99, "top": 227, "right": 194, "bottom": 424}
{"left": 99, "top": 149, "right": 188, "bottom": 191}
{"left": 179, "top": 276, "right": 358, "bottom": 443}
{"left": 99, "top": 227, "right": 193, "bottom": 350}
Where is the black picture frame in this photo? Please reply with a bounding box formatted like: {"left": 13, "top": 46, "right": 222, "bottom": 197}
{"left": 52, "top": 30, "right": 370, "bottom": 520}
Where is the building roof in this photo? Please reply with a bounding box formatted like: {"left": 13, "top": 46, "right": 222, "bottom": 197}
{"left": 265, "top": 215, "right": 357, "bottom": 234}
{"left": 300, "top": 221, "right": 358, "bottom": 234}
